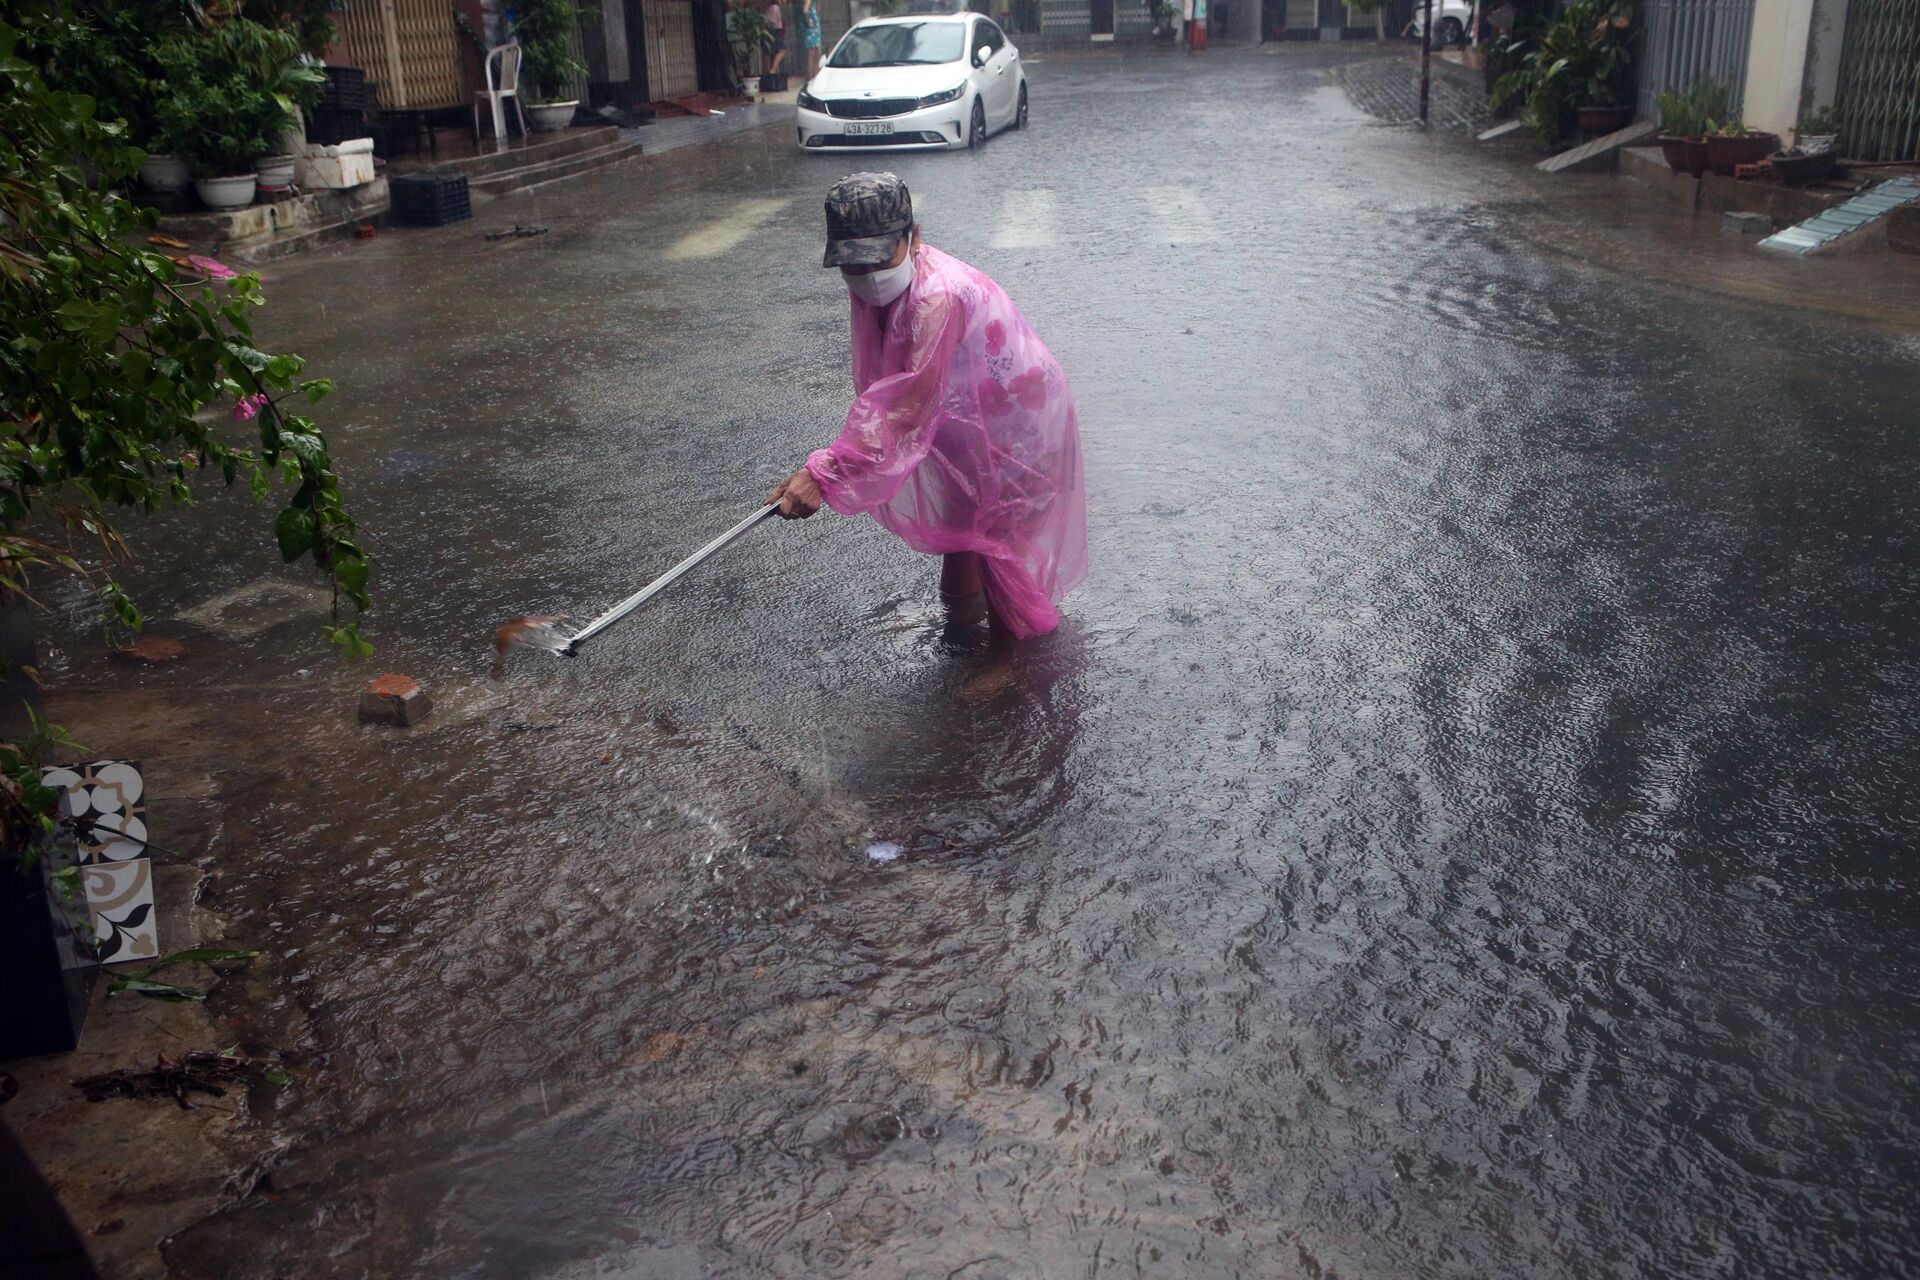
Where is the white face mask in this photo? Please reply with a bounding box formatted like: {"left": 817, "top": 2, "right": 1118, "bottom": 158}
{"left": 844, "top": 249, "right": 915, "bottom": 307}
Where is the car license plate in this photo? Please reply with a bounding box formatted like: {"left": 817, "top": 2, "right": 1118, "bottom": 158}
{"left": 844, "top": 122, "right": 894, "bottom": 136}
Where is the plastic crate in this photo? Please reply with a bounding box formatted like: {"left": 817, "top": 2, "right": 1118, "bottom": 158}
{"left": 306, "top": 105, "right": 368, "bottom": 146}
{"left": 389, "top": 169, "right": 472, "bottom": 227}
{"left": 321, "top": 65, "right": 370, "bottom": 111}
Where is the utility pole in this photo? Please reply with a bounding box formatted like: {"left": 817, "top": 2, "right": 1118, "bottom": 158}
{"left": 1419, "top": 0, "right": 1433, "bottom": 125}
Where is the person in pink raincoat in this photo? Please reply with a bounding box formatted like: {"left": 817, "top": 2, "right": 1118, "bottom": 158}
{"left": 770, "top": 172, "right": 1087, "bottom": 639}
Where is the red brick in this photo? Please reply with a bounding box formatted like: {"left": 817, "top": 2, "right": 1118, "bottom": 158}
{"left": 358, "top": 674, "right": 432, "bottom": 726}
{"left": 115, "top": 635, "right": 188, "bottom": 664}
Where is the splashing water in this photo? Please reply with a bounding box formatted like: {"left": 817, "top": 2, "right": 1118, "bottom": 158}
{"left": 492, "top": 615, "right": 571, "bottom": 655}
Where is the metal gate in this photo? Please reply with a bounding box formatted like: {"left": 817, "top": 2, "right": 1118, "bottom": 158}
{"left": 1835, "top": 0, "right": 1920, "bottom": 160}
{"left": 1636, "top": 0, "right": 1755, "bottom": 122}
{"left": 336, "top": 0, "right": 464, "bottom": 108}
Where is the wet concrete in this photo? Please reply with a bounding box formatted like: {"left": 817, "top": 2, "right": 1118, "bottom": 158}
{"left": 19, "top": 49, "right": 1920, "bottom": 1279}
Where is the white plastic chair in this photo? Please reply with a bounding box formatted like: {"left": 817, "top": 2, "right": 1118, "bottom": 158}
{"left": 472, "top": 43, "right": 529, "bottom": 146}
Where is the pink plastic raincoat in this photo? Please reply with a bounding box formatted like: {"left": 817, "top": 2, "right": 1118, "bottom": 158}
{"left": 806, "top": 245, "right": 1087, "bottom": 638}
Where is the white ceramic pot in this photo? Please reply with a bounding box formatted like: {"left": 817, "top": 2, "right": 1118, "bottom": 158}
{"left": 253, "top": 153, "right": 297, "bottom": 194}
{"left": 742, "top": 76, "right": 762, "bottom": 98}
{"left": 527, "top": 101, "right": 578, "bottom": 133}
{"left": 139, "top": 153, "right": 192, "bottom": 193}
{"left": 194, "top": 173, "right": 257, "bottom": 211}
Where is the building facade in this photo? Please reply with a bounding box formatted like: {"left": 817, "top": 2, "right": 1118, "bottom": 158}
{"left": 1735, "top": 0, "right": 1919, "bottom": 159}
{"left": 1631, "top": 0, "right": 1917, "bottom": 161}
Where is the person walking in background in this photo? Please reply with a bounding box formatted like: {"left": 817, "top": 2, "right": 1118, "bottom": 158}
{"left": 764, "top": 0, "right": 787, "bottom": 76}
{"left": 801, "top": 0, "right": 822, "bottom": 82}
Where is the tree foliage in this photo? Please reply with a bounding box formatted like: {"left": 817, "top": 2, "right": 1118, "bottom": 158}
{"left": 0, "top": 3, "right": 371, "bottom": 656}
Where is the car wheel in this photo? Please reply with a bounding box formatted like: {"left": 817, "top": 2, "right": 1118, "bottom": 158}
{"left": 1016, "top": 84, "right": 1028, "bottom": 130}
{"left": 1437, "top": 16, "right": 1463, "bottom": 45}
{"left": 969, "top": 98, "right": 986, "bottom": 149}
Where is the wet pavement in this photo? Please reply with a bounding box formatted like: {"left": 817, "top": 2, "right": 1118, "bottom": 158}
{"left": 31, "top": 48, "right": 1920, "bottom": 1279}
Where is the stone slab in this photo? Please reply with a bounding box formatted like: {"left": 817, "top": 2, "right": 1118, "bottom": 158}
{"left": 1723, "top": 210, "right": 1773, "bottom": 233}
{"left": 1536, "top": 120, "right": 1661, "bottom": 174}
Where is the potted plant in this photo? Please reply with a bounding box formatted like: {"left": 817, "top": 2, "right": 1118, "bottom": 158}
{"left": 1770, "top": 105, "right": 1840, "bottom": 186}
{"left": 727, "top": 2, "right": 771, "bottom": 96}
{"left": 1704, "top": 116, "right": 1777, "bottom": 176}
{"left": 1489, "top": 0, "right": 1634, "bottom": 147}
{"left": 254, "top": 50, "right": 324, "bottom": 196}
{"left": 1766, "top": 105, "right": 1843, "bottom": 188}
{"left": 515, "top": 0, "right": 592, "bottom": 131}
{"left": 1572, "top": 4, "right": 1634, "bottom": 136}
{"left": 1154, "top": 0, "right": 1180, "bottom": 37}
{"left": 153, "top": 20, "right": 316, "bottom": 210}
{"left": 1654, "top": 76, "right": 1727, "bottom": 177}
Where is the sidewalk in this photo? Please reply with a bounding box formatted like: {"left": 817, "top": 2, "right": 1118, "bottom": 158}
{"left": 1333, "top": 52, "right": 1920, "bottom": 329}
{"left": 1336, "top": 51, "right": 1488, "bottom": 131}
{"left": 624, "top": 89, "right": 798, "bottom": 154}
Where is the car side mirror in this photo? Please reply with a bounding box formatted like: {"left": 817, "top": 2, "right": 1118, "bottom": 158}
{"left": 976, "top": 44, "right": 992, "bottom": 66}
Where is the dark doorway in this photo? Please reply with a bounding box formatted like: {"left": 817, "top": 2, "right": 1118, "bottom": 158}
{"left": 692, "top": 0, "right": 734, "bottom": 92}
{"left": 622, "top": 0, "right": 651, "bottom": 105}
{"left": 1092, "top": 0, "right": 1115, "bottom": 35}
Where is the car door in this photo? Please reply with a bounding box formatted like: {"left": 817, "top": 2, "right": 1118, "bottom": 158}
{"left": 975, "top": 19, "right": 1016, "bottom": 129}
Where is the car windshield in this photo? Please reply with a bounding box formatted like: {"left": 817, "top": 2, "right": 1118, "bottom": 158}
{"left": 828, "top": 22, "right": 966, "bottom": 68}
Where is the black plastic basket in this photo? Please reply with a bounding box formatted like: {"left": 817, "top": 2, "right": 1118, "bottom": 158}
{"left": 306, "top": 105, "right": 368, "bottom": 146}
{"left": 389, "top": 169, "right": 472, "bottom": 226}
{"left": 321, "top": 65, "right": 370, "bottom": 111}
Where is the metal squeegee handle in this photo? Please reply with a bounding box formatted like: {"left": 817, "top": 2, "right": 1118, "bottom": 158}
{"left": 560, "top": 503, "right": 781, "bottom": 656}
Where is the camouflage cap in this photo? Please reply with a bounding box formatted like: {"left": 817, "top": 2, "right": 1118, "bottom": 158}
{"left": 823, "top": 172, "right": 913, "bottom": 268}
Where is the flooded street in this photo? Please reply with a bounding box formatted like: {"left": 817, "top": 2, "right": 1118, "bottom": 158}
{"left": 42, "top": 50, "right": 1920, "bottom": 1279}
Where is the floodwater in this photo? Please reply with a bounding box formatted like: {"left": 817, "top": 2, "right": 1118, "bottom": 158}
{"left": 45, "top": 50, "right": 1920, "bottom": 1279}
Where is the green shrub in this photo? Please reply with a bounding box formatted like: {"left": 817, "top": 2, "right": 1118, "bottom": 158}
{"left": 1489, "top": 0, "right": 1636, "bottom": 146}
{"left": 1656, "top": 76, "right": 1729, "bottom": 136}
{"left": 150, "top": 19, "right": 320, "bottom": 174}
{"left": 514, "top": 0, "right": 594, "bottom": 101}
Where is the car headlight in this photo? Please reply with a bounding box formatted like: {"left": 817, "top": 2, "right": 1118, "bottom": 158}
{"left": 916, "top": 84, "right": 964, "bottom": 109}
{"left": 798, "top": 89, "right": 825, "bottom": 111}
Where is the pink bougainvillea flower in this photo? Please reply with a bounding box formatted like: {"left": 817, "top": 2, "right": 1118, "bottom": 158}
{"left": 187, "top": 255, "right": 237, "bottom": 280}
{"left": 231, "top": 393, "right": 270, "bottom": 422}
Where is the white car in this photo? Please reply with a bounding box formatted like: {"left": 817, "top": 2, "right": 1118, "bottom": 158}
{"left": 796, "top": 13, "right": 1028, "bottom": 152}
{"left": 1405, "top": 0, "right": 1474, "bottom": 46}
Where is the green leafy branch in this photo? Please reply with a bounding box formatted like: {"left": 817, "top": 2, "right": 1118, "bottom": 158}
{"left": 0, "top": 7, "right": 371, "bottom": 662}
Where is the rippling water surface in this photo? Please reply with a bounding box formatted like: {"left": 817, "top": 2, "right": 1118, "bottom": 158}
{"left": 53, "top": 50, "right": 1920, "bottom": 1279}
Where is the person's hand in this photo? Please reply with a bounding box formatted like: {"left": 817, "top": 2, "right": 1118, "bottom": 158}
{"left": 768, "top": 465, "right": 823, "bottom": 519}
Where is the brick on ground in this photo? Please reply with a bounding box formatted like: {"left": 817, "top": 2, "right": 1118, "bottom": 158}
{"left": 358, "top": 674, "right": 433, "bottom": 726}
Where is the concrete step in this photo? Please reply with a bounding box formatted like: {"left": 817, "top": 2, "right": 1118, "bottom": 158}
{"left": 394, "top": 126, "right": 623, "bottom": 182}
{"left": 228, "top": 211, "right": 385, "bottom": 263}
{"left": 472, "top": 139, "right": 643, "bottom": 195}
{"left": 157, "top": 179, "right": 388, "bottom": 248}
